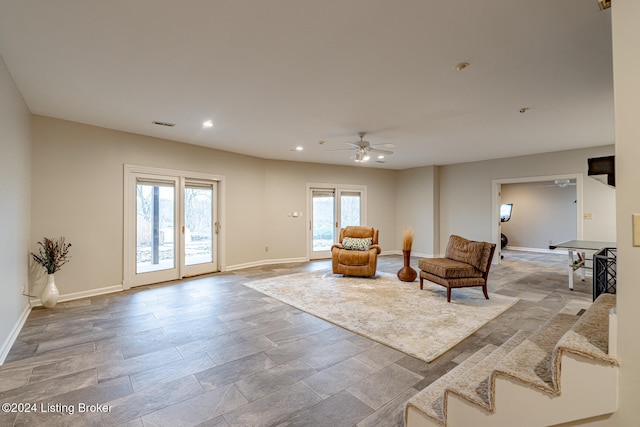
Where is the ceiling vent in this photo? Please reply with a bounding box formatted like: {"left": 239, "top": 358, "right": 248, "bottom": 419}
{"left": 588, "top": 155, "right": 615, "bottom": 187}
{"left": 152, "top": 120, "right": 176, "bottom": 127}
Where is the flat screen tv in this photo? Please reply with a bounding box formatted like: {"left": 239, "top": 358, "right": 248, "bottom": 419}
{"left": 500, "top": 203, "right": 513, "bottom": 222}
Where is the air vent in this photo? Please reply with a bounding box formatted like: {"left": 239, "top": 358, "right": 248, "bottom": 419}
{"left": 152, "top": 120, "right": 176, "bottom": 127}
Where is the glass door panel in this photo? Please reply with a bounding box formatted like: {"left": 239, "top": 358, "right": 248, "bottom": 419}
{"left": 340, "top": 191, "right": 362, "bottom": 227}
{"left": 311, "top": 189, "right": 335, "bottom": 259}
{"left": 309, "top": 186, "right": 365, "bottom": 260}
{"left": 182, "top": 181, "right": 218, "bottom": 277}
{"left": 136, "top": 180, "right": 176, "bottom": 274}
{"left": 125, "top": 167, "right": 221, "bottom": 288}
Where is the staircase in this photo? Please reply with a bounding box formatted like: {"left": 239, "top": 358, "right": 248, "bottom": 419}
{"left": 405, "top": 294, "right": 618, "bottom": 427}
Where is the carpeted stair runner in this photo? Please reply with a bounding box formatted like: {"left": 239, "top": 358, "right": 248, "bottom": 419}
{"left": 405, "top": 344, "right": 497, "bottom": 425}
{"left": 444, "top": 330, "right": 528, "bottom": 412}
{"left": 405, "top": 294, "right": 618, "bottom": 426}
{"left": 552, "top": 293, "right": 618, "bottom": 389}
{"left": 493, "top": 313, "right": 578, "bottom": 395}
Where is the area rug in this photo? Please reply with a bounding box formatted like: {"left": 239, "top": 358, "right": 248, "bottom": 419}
{"left": 245, "top": 272, "right": 518, "bottom": 363}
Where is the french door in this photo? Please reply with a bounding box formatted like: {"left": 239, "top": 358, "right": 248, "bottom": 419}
{"left": 308, "top": 184, "right": 366, "bottom": 259}
{"left": 124, "top": 166, "right": 221, "bottom": 288}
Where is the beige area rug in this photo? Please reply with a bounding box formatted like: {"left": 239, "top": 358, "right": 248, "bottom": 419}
{"left": 245, "top": 272, "right": 518, "bottom": 363}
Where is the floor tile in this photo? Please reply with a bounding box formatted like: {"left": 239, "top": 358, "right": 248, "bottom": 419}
{"left": 0, "top": 251, "right": 594, "bottom": 426}
{"left": 222, "top": 381, "right": 322, "bottom": 427}
{"left": 301, "top": 357, "right": 377, "bottom": 399}
{"left": 347, "top": 364, "right": 423, "bottom": 410}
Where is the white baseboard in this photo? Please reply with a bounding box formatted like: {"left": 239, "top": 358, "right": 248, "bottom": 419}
{"left": 225, "top": 257, "right": 308, "bottom": 272}
{"left": 505, "top": 246, "right": 562, "bottom": 254}
{"left": 381, "top": 250, "right": 434, "bottom": 258}
{"left": 0, "top": 303, "right": 31, "bottom": 365}
{"left": 30, "top": 285, "right": 123, "bottom": 308}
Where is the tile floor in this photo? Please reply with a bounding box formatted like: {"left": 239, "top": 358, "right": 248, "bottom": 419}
{"left": 0, "top": 250, "right": 593, "bottom": 426}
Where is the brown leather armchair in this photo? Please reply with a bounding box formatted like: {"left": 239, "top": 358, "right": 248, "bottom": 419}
{"left": 331, "top": 226, "right": 381, "bottom": 277}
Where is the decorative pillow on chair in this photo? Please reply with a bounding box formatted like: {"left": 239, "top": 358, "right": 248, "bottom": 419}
{"left": 342, "top": 237, "right": 373, "bottom": 251}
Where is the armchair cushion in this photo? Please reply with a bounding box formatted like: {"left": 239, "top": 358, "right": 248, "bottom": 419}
{"left": 342, "top": 237, "right": 373, "bottom": 251}
{"left": 418, "top": 257, "right": 483, "bottom": 279}
{"left": 444, "top": 234, "right": 493, "bottom": 272}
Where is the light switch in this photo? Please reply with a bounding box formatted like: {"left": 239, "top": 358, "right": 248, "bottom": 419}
{"left": 634, "top": 214, "right": 640, "bottom": 247}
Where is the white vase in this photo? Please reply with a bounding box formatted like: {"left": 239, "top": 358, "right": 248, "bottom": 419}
{"left": 41, "top": 274, "right": 60, "bottom": 308}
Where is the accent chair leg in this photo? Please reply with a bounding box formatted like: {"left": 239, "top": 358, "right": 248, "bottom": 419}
{"left": 482, "top": 284, "right": 489, "bottom": 300}
{"left": 447, "top": 287, "right": 451, "bottom": 303}
{"left": 419, "top": 276, "right": 424, "bottom": 290}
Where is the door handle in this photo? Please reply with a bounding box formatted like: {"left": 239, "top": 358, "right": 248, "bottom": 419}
{"left": 215, "top": 222, "right": 220, "bottom": 234}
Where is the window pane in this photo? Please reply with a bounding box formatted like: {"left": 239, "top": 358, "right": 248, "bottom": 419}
{"left": 136, "top": 183, "right": 175, "bottom": 273}
{"left": 312, "top": 192, "right": 335, "bottom": 252}
{"left": 185, "top": 186, "right": 213, "bottom": 265}
{"left": 340, "top": 193, "right": 361, "bottom": 227}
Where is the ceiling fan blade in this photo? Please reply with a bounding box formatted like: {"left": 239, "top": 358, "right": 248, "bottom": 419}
{"left": 368, "top": 148, "right": 394, "bottom": 155}
{"left": 344, "top": 142, "right": 363, "bottom": 149}
{"left": 371, "top": 143, "right": 395, "bottom": 148}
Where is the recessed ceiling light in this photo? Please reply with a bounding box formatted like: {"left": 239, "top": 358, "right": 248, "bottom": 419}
{"left": 202, "top": 120, "right": 214, "bottom": 128}
{"left": 377, "top": 155, "right": 385, "bottom": 160}
{"left": 295, "top": 146, "right": 303, "bottom": 151}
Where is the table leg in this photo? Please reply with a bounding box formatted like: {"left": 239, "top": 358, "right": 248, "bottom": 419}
{"left": 567, "top": 249, "right": 574, "bottom": 290}
{"left": 580, "top": 251, "right": 586, "bottom": 281}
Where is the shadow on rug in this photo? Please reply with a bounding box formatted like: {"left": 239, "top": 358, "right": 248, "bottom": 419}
{"left": 245, "top": 272, "right": 518, "bottom": 363}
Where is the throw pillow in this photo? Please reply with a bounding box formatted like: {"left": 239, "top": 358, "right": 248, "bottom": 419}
{"left": 342, "top": 237, "right": 373, "bottom": 251}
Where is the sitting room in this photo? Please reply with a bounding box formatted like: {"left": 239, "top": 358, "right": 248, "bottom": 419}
{"left": 1, "top": 1, "right": 638, "bottom": 426}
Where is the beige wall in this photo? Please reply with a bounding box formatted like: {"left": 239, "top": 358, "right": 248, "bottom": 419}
{"left": 611, "top": 0, "right": 640, "bottom": 425}
{"left": 30, "top": 116, "right": 400, "bottom": 295}
{"left": 0, "top": 54, "right": 31, "bottom": 361}
{"left": 501, "top": 182, "right": 578, "bottom": 249}
{"left": 264, "top": 160, "right": 397, "bottom": 261}
{"left": 396, "top": 166, "right": 439, "bottom": 257}
{"left": 438, "top": 145, "right": 616, "bottom": 252}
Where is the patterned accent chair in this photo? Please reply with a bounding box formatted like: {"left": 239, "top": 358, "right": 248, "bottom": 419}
{"left": 331, "top": 226, "right": 382, "bottom": 277}
{"left": 418, "top": 235, "right": 496, "bottom": 302}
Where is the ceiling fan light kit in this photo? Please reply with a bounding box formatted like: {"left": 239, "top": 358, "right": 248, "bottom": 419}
{"left": 328, "top": 132, "right": 395, "bottom": 164}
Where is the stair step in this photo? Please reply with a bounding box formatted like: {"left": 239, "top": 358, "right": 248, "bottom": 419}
{"left": 406, "top": 344, "right": 497, "bottom": 425}
{"left": 494, "top": 313, "right": 578, "bottom": 395}
{"left": 552, "top": 294, "right": 618, "bottom": 388}
{"left": 444, "top": 330, "right": 528, "bottom": 412}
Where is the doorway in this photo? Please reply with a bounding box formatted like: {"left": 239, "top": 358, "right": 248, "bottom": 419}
{"left": 124, "top": 165, "right": 224, "bottom": 288}
{"left": 492, "top": 173, "right": 583, "bottom": 263}
{"left": 307, "top": 184, "right": 366, "bottom": 259}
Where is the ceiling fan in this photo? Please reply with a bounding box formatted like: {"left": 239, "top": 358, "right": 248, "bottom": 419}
{"left": 328, "top": 132, "right": 395, "bottom": 163}
{"left": 544, "top": 179, "right": 577, "bottom": 188}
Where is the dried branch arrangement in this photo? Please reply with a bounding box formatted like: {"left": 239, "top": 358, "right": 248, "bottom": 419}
{"left": 31, "top": 236, "right": 72, "bottom": 274}
{"left": 402, "top": 228, "right": 414, "bottom": 252}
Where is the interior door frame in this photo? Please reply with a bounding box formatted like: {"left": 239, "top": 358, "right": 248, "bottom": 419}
{"left": 491, "top": 173, "right": 583, "bottom": 263}
{"left": 306, "top": 182, "right": 367, "bottom": 260}
{"left": 123, "top": 164, "right": 226, "bottom": 289}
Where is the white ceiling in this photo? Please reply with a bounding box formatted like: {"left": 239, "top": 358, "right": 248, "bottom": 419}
{"left": 0, "top": 1, "right": 613, "bottom": 170}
